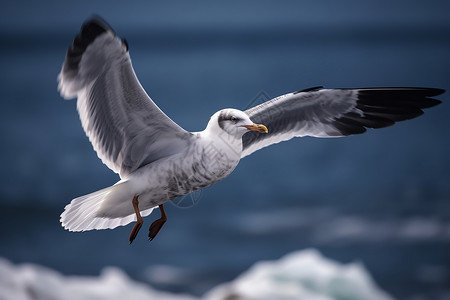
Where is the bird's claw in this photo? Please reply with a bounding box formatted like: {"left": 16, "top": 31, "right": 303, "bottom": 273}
{"left": 148, "top": 218, "right": 166, "bottom": 241}
{"left": 129, "top": 221, "right": 143, "bottom": 244}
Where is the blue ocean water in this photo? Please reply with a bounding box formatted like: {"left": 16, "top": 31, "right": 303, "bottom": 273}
{"left": 1, "top": 1, "right": 450, "bottom": 299}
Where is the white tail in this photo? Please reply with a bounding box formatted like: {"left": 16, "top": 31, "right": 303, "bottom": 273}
{"left": 60, "top": 181, "right": 154, "bottom": 232}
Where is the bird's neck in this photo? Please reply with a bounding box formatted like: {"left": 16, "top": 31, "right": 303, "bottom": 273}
{"left": 197, "top": 128, "right": 243, "bottom": 162}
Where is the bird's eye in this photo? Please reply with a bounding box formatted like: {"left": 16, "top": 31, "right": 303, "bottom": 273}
{"left": 230, "top": 116, "right": 238, "bottom": 123}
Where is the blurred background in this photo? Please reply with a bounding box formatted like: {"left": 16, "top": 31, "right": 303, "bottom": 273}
{"left": 1, "top": 0, "right": 449, "bottom": 299}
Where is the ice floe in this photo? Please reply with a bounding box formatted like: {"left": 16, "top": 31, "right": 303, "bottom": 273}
{"left": 0, "top": 249, "right": 392, "bottom": 300}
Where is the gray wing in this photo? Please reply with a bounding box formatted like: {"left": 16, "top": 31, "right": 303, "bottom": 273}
{"left": 58, "top": 18, "right": 192, "bottom": 177}
{"left": 242, "top": 87, "right": 443, "bottom": 158}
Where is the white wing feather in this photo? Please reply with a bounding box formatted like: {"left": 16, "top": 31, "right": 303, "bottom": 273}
{"left": 58, "top": 19, "right": 192, "bottom": 178}
{"left": 242, "top": 87, "right": 443, "bottom": 158}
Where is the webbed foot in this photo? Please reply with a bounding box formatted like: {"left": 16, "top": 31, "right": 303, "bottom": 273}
{"left": 148, "top": 204, "right": 167, "bottom": 241}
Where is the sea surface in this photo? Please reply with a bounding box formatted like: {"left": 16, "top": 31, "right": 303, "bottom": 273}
{"left": 1, "top": 1, "right": 450, "bottom": 299}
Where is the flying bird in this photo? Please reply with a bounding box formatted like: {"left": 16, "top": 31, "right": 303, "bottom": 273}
{"left": 58, "top": 17, "right": 444, "bottom": 244}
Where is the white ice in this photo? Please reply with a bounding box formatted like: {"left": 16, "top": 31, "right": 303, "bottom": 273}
{"left": 0, "top": 249, "right": 393, "bottom": 300}
{"left": 205, "top": 249, "right": 393, "bottom": 300}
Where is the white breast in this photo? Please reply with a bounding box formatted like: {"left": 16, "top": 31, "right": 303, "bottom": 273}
{"left": 127, "top": 132, "right": 242, "bottom": 210}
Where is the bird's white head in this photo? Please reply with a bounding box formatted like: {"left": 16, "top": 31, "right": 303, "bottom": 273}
{"left": 205, "top": 109, "right": 268, "bottom": 139}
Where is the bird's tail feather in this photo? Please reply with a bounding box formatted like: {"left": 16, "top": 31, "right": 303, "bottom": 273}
{"left": 60, "top": 182, "right": 153, "bottom": 232}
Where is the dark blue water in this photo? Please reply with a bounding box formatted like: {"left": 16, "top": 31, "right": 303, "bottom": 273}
{"left": 1, "top": 1, "right": 450, "bottom": 299}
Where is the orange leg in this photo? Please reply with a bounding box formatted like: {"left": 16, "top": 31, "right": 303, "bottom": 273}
{"left": 129, "top": 195, "right": 143, "bottom": 244}
{"left": 148, "top": 204, "right": 167, "bottom": 241}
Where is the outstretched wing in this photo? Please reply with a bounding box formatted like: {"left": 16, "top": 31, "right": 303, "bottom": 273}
{"left": 58, "top": 17, "right": 192, "bottom": 177}
{"left": 242, "top": 87, "right": 444, "bottom": 158}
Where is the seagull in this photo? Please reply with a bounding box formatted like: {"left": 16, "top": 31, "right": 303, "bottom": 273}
{"left": 58, "top": 17, "right": 444, "bottom": 244}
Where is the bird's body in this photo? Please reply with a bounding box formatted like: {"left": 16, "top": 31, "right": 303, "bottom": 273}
{"left": 112, "top": 129, "right": 242, "bottom": 214}
{"left": 58, "top": 17, "right": 444, "bottom": 242}
{"left": 62, "top": 122, "right": 243, "bottom": 232}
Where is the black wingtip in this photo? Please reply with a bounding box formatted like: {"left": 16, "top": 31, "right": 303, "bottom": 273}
{"left": 332, "top": 87, "right": 444, "bottom": 135}
{"left": 356, "top": 87, "right": 444, "bottom": 109}
{"left": 293, "top": 86, "right": 324, "bottom": 94}
{"left": 420, "top": 87, "right": 445, "bottom": 97}
{"left": 74, "top": 16, "right": 113, "bottom": 51}
{"left": 122, "top": 38, "right": 129, "bottom": 51}
{"left": 84, "top": 15, "right": 114, "bottom": 32}
{"left": 62, "top": 16, "right": 116, "bottom": 78}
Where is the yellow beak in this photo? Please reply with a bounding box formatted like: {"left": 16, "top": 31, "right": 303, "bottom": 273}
{"left": 243, "top": 124, "right": 268, "bottom": 133}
